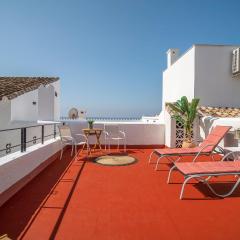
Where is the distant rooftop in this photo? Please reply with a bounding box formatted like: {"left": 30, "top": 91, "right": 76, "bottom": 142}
{"left": 198, "top": 106, "right": 240, "bottom": 118}
{"left": 166, "top": 103, "right": 240, "bottom": 118}
{"left": 0, "top": 77, "right": 59, "bottom": 101}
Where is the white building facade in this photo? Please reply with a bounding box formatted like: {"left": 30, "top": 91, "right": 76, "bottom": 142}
{"left": 0, "top": 77, "right": 61, "bottom": 157}
{"left": 162, "top": 44, "right": 240, "bottom": 147}
{"left": 162, "top": 44, "right": 240, "bottom": 110}
{"left": 0, "top": 78, "right": 60, "bottom": 128}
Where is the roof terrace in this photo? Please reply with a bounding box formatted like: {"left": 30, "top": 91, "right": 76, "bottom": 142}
{"left": 1, "top": 147, "right": 240, "bottom": 240}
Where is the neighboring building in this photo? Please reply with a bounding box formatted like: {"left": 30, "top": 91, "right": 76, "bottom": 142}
{"left": 0, "top": 77, "right": 60, "bottom": 157}
{"left": 162, "top": 44, "right": 240, "bottom": 111}
{"left": 162, "top": 44, "right": 240, "bottom": 147}
{"left": 0, "top": 77, "right": 60, "bottom": 128}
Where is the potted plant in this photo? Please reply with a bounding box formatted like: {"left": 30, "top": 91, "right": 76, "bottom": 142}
{"left": 167, "top": 96, "right": 200, "bottom": 148}
{"left": 87, "top": 120, "right": 94, "bottom": 129}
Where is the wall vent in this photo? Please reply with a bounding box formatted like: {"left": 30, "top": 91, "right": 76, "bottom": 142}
{"left": 232, "top": 48, "right": 240, "bottom": 76}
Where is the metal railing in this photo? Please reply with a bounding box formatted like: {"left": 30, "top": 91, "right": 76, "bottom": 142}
{"left": 60, "top": 116, "right": 141, "bottom": 121}
{"left": 0, "top": 123, "right": 59, "bottom": 157}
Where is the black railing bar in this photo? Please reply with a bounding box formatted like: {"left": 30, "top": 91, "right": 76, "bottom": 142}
{"left": 0, "top": 133, "right": 59, "bottom": 151}
{"left": 25, "top": 138, "right": 42, "bottom": 144}
{"left": 0, "top": 123, "right": 60, "bottom": 133}
{"left": 25, "top": 134, "right": 57, "bottom": 143}
{"left": 0, "top": 144, "right": 21, "bottom": 152}
{"left": 0, "top": 134, "right": 59, "bottom": 151}
{"left": 44, "top": 134, "right": 55, "bottom": 138}
{"left": 0, "top": 135, "right": 59, "bottom": 152}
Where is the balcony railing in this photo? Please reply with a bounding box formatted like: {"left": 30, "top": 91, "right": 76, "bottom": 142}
{"left": 0, "top": 123, "right": 60, "bottom": 157}
{"left": 60, "top": 116, "right": 141, "bottom": 121}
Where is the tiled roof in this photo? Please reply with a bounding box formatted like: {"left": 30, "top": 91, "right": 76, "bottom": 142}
{"left": 0, "top": 77, "right": 59, "bottom": 101}
{"left": 198, "top": 106, "right": 240, "bottom": 118}
{"left": 166, "top": 103, "right": 240, "bottom": 118}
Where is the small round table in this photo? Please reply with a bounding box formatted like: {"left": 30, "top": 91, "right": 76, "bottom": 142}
{"left": 82, "top": 128, "right": 103, "bottom": 153}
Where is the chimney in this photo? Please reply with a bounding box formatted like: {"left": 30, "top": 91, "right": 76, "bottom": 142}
{"left": 167, "top": 48, "right": 179, "bottom": 68}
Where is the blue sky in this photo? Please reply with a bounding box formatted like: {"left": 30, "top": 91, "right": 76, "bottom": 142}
{"left": 0, "top": 0, "right": 240, "bottom": 117}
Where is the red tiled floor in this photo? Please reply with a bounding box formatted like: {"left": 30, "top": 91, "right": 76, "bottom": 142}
{"left": 1, "top": 148, "right": 240, "bottom": 240}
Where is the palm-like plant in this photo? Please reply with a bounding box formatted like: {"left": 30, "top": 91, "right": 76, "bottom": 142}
{"left": 87, "top": 120, "right": 94, "bottom": 129}
{"left": 167, "top": 96, "right": 200, "bottom": 145}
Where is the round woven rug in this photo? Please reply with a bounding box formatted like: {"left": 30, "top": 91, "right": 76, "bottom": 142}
{"left": 94, "top": 155, "right": 137, "bottom": 166}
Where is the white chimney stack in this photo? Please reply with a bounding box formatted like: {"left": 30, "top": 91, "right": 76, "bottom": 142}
{"left": 167, "top": 48, "right": 179, "bottom": 68}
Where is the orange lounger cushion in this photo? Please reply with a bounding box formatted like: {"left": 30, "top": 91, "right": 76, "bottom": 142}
{"left": 175, "top": 161, "right": 240, "bottom": 175}
{"left": 154, "top": 147, "right": 203, "bottom": 155}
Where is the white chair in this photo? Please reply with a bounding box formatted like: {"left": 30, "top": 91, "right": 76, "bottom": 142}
{"left": 58, "top": 125, "right": 89, "bottom": 159}
{"left": 103, "top": 124, "right": 126, "bottom": 152}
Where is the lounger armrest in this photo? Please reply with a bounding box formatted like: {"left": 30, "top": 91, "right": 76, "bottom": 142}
{"left": 192, "top": 144, "right": 216, "bottom": 162}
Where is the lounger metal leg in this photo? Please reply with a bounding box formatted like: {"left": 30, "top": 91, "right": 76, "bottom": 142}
{"left": 180, "top": 175, "right": 194, "bottom": 200}
{"left": 204, "top": 177, "right": 240, "bottom": 198}
{"left": 155, "top": 156, "right": 164, "bottom": 170}
{"left": 148, "top": 151, "right": 155, "bottom": 164}
{"left": 180, "top": 174, "right": 240, "bottom": 199}
{"left": 167, "top": 165, "right": 177, "bottom": 183}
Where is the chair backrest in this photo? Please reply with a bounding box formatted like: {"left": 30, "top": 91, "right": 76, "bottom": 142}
{"left": 58, "top": 125, "right": 72, "bottom": 138}
{"left": 104, "top": 124, "right": 120, "bottom": 136}
{"left": 200, "top": 125, "right": 231, "bottom": 152}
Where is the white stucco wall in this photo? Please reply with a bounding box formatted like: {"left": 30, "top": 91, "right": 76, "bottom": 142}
{"left": 38, "top": 85, "right": 55, "bottom": 121}
{"left": 162, "top": 47, "right": 195, "bottom": 111}
{"left": 0, "top": 122, "right": 59, "bottom": 157}
{"left": 164, "top": 110, "right": 176, "bottom": 147}
{"left": 199, "top": 117, "right": 239, "bottom": 147}
{"left": 11, "top": 90, "right": 38, "bottom": 122}
{"left": 162, "top": 44, "right": 240, "bottom": 148}
{"left": 0, "top": 138, "right": 61, "bottom": 196}
{"left": 52, "top": 81, "right": 60, "bottom": 121}
{"left": 0, "top": 100, "right": 11, "bottom": 128}
{"left": 64, "top": 120, "right": 165, "bottom": 146}
{"left": 194, "top": 45, "right": 240, "bottom": 107}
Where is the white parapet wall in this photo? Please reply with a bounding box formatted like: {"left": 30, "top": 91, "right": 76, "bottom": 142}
{"left": 200, "top": 117, "right": 240, "bottom": 147}
{"left": 0, "top": 120, "right": 165, "bottom": 206}
{"left": 64, "top": 120, "right": 165, "bottom": 146}
{"left": 0, "top": 138, "right": 61, "bottom": 206}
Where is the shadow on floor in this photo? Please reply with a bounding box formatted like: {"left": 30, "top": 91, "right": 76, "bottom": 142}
{"left": 193, "top": 181, "right": 240, "bottom": 199}
{"left": 0, "top": 149, "right": 82, "bottom": 239}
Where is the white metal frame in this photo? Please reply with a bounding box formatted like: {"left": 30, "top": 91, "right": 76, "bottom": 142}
{"left": 103, "top": 124, "right": 126, "bottom": 152}
{"left": 58, "top": 125, "right": 89, "bottom": 159}
{"left": 167, "top": 151, "right": 240, "bottom": 199}
{"left": 148, "top": 144, "right": 224, "bottom": 171}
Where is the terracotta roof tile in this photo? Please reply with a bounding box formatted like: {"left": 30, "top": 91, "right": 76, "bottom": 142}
{"left": 0, "top": 77, "right": 59, "bottom": 101}
{"left": 166, "top": 103, "right": 240, "bottom": 118}
{"left": 198, "top": 106, "right": 240, "bottom": 118}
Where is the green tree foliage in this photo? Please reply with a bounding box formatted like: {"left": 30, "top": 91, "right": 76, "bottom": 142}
{"left": 167, "top": 96, "right": 200, "bottom": 142}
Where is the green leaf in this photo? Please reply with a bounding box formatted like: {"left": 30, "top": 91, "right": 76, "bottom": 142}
{"left": 180, "top": 96, "right": 189, "bottom": 113}
{"left": 189, "top": 98, "right": 200, "bottom": 123}
{"left": 167, "top": 103, "right": 184, "bottom": 115}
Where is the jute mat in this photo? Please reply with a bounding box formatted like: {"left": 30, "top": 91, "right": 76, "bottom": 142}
{"left": 94, "top": 155, "right": 137, "bottom": 166}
